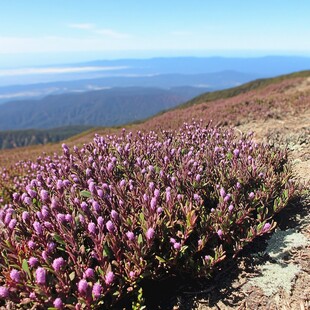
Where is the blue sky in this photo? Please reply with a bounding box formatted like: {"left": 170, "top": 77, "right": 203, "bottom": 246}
{"left": 0, "top": 0, "right": 310, "bottom": 66}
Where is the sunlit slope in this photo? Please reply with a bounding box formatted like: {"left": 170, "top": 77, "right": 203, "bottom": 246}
{"left": 1, "top": 70, "right": 309, "bottom": 167}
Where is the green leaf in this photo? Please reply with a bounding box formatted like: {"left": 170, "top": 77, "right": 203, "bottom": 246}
{"left": 139, "top": 212, "right": 145, "bottom": 223}
{"left": 5, "top": 240, "right": 12, "bottom": 248}
{"left": 138, "top": 234, "right": 143, "bottom": 245}
{"left": 226, "top": 152, "right": 233, "bottom": 160}
{"left": 155, "top": 255, "right": 166, "bottom": 263}
{"left": 80, "top": 190, "right": 91, "bottom": 198}
{"left": 69, "top": 271, "right": 75, "bottom": 281}
{"left": 53, "top": 234, "right": 65, "bottom": 245}
{"left": 180, "top": 245, "right": 189, "bottom": 254}
{"left": 48, "top": 308, "right": 58, "bottom": 310}
{"left": 103, "top": 244, "right": 112, "bottom": 258}
{"left": 97, "top": 267, "right": 104, "bottom": 276}
{"left": 22, "top": 259, "right": 31, "bottom": 278}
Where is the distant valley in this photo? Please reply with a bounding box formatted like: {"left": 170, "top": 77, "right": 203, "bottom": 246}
{"left": 0, "top": 126, "right": 91, "bottom": 150}
{"left": 0, "top": 56, "right": 309, "bottom": 150}
{"left": 0, "top": 87, "right": 206, "bottom": 131}
{"left": 2, "top": 56, "right": 310, "bottom": 103}
{"left": 0, "top": 70, "right": 256, "bottom": 104}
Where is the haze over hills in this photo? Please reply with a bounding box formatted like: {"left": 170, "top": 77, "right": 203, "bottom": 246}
{"left": 81, "top": 56, "right": 310, "bottom": 76}
{"left": 1, "top": 56, "right": 310, "bottom": 103}
{"left": 0, "top": 56, "right": 310, "bottom": 150}
{"left": 0, "top": 70, "right": 255, "bottom": 104}
{"left": 0, "top": 70, "right": 309, "bottom": 151}
{"left": 0, "top": 126, "right": 91, "bottom": 150}
{"left": 1, "top": 70, "right": 309, "bottom": 164}
{"left": 0, "top": 87, "right": 207, "bottom": 131}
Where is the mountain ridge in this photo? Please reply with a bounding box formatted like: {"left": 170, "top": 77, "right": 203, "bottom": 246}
{"left": 0, "top": 69, "right": 309, "bottom": 165}
{"left": 0, "top": 87, "right": 207, "bottom": 130}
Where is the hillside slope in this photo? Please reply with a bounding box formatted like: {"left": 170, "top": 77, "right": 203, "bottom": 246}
{"left": 0, "top": 71, "right": 309, "bottom": 169}
{"left": 0, "top": 70, "right": 309, "bottom": 309}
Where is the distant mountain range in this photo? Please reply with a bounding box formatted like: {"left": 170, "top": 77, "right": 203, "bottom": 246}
{"left": 1, "top": 56, "right": 309, "bottom": 105}
{"left": 0, "top": 56, "right": 310, "bottom": 150}
{"left": 0, "top": 126, "right": 91, "bottom": 150}
{"left": 80, "top": 56, "right": 310, "bottom": 76}
{"left": 0, "top": 70, "right": 255, "bottom": 104}
{"left": 0, "top": 87, "right": 208, "bottom": 130}
{"left": 1, "top": 70, "right": 309, "bottom": 154}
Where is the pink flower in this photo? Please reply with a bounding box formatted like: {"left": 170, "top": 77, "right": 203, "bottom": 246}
{"left": 173, "top": 242, "right": 181, "bottom": 250}
{"left": 28, "top": 257, "right": 39, "bottom": 267}
{"left": 262, "top": 222, "right": 271, "bottom": 232}
{"left": 146, "top": 228, "right": 155, "bottom": 240}
{"left": 170, "top": 237, "right": 176, "bottom": 244}
{"left": 217, "top": 229, "right": 223, "bottom": 238}
{"left": 88, "top": 222, "right": 96, "bottom": 234}
{"left": 35, "top": 267, "right": 46, "bottom": 285}
{"left": 84, "top": 268, "right": 95, "bottom": 279}
{"left": 40, "top": 190, "right": 49, "bottom": 202}
{"left": 8, "top": 219, "right": 17, "bottom": 230}
{"left": 220, "top": 187, "right": 226, "bottom": 198}
{"left": 111, "top": 210, "right": 119, "bottom": 220}
{"left": 154, "top": 189, "right": 160, "bottom": 198}
{"left": 78, "top": 279, "right": 88, "bottom": 294}
{"left": 97, "top": 216, "right": 104, "bottom": 227}
{"left": 92, "top": 282, "right": 102, "bottom": 299}
{"left": 105, "top": 271, "right": 115, "bottom": 285}
{"left": 204, "top": 255, "right": 210, "bottom": 262}
{"left": 0, "top": 286, "right": 9, "bottom": 298}
{"left": 52, "top": 257, "right": 65, "bottom": 272}
{"left": 10, "top": 269, "right": 20, "bottom": 282}
{"left": 106, "top": 220, "right": 115, "bottom": 233}
{"left": 53, "top": 297, "right": 63, "bottom": 309}
{"left": 28, "top": 240, "right": 36, "bottom": 249}
{"left": 157, "top": 207, "right": 163, "bottom": 214}
{"left": 126, "top": 231, "right": 135, "bottom": 241}
{"left": 224, "top": 194, "right": 231, "bottom": 202}
{"left": 233, "top": 149, "right": 240, "bottom": 157}
{"left": 150, "top": 197, "right": 157, "bottom": 210}
{"left": 33, "top": 221, "right": 43, "bottom": 235}
{"left": 22, "top": 211, "right": 29, "bottom": 222}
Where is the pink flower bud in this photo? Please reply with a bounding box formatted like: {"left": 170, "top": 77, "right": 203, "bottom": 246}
{"left": 35, "top": 267, "right": 46, "bottom": 285}
{"left": 146, "top": 228, "right": 155, "bottom": 240}
{"left": 105, "top": 271, "right": 115, "bottom": 285}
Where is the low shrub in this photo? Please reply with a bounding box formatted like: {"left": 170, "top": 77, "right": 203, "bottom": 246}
{"left": 0, "top": 121, "right": 295, "bottom": 308}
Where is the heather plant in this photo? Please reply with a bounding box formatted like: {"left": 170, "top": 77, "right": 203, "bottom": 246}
{"left": 0, "top": 121, "right": 295, "bottom": 309}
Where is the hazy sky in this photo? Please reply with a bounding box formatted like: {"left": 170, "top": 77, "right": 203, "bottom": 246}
{"left": 0, "top": 0, "right": 309, "bottom": 66}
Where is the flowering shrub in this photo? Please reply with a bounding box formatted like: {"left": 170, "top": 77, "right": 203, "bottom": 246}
{"left": 0, "top": 122, "right": 295, "bottom": 308}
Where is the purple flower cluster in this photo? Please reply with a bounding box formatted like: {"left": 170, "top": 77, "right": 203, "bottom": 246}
{"left": 0, "top": 121, "right": 295, "bottom": 308}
